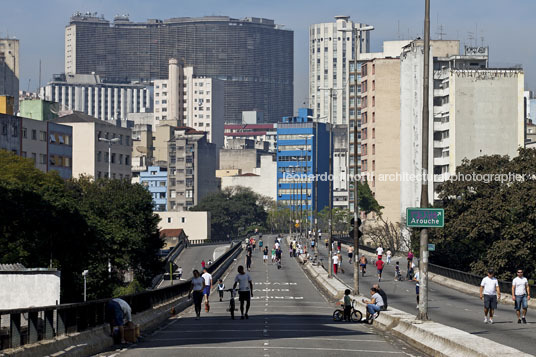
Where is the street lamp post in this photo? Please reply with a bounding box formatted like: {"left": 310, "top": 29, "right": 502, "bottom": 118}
{"left": 99, "top": 137, "right": 120, "bottom": 178}
{"left": 82, "top": 270, "right": 89, "bottom": 302}
{"left": 339, "top": 24, "right": 374, "bottom": 295}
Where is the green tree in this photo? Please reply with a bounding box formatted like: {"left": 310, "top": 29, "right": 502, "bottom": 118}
{"left": 191, "top": 186, "right": 268, "bottom": 240}
{"left": 429, "top": 148, "right": 536, "bottom": 280}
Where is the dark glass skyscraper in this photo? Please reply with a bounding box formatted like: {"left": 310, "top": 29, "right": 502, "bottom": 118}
{"left": 65, "top": 13, "right": 293, "bottom": 123}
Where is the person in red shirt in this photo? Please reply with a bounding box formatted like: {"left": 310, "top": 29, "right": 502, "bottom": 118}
{"left": 375, "top": 258, "right": 385, "bottom": 282}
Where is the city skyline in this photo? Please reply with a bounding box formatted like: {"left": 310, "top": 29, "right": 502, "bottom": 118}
{"left": 2, "top": 0, "right": 535, "bottom": 113}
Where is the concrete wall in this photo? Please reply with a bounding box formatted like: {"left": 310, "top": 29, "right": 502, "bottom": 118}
{"left": 219, "top": 148, "right": 258, "bottom": 172}
{"left": 0, "top": 271, "right": 61, "bottom": 309}
{"left": 221, "top": 155, "right": 277, "bottom": 200}
{"left": 69, "top": 122, "right": 95, "bottom": 178}
{"left": 451, "top": 70, "right": 524, "bottom": 167}
{"left": 156, "top": 211, "right": 211, "bottom": 242}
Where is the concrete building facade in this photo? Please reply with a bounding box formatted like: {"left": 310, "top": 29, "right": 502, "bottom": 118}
{"left": 224, "top": 123, "right": 277, "bottom": 152}
{"left": 221, "top": 155, "right": 277, "bottom": 200}
{"left": 400, "top": 41, "right": 524, "bottom": 221}
{"left": 360, "top": 58, "right": 401, "bottom": 224}
{"left": 154, "top": 60, "right": 225, "bottom": 148}
{"left": 65, "top": 13, "right": 293, "bottom": 124}
{"left": 19, "top": 99, "right": 60, "bottom": 122}
{"left": 1, "top": 114, "right": 73, "bottom": 179}
{"left": 41, "top": 73, "right": 152, "bottom": 122}
{"left": 53, "top": 112, "right": 132, "bottom": 179}
{"left": 309, "top": 16, "right": 371, "bottom": 125}
{"left": 156, "top": 211, "right": 211, "bottom": 243}
{"left": 0, "top": 39, "right": 20, "bottom": 112}
{"left": 167, "top": 127, "right": 219, "bottom": 211}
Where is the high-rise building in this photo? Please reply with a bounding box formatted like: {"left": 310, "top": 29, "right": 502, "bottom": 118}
{"left": 154, "top": 60, "right": 225, "bottom": 148}
{"left": 65, "top": 13, "right": 293, "bottom": 124}
{"left": 166, "top": 127, "right": 219, "bottom": 211}
{"left": 400, "top": 41, "right": 524, "bottom": 220}
{"left": 276, "top": 108, "right": 330, "bottom": 228}
{"left": 309, "top": 16, "right": 371, "bottom": 125}
{"left": 42, "top": 73, "right": 152, "bottom": 123}
{"left": 0, "top": 39, "right": 19, "bottom": 113}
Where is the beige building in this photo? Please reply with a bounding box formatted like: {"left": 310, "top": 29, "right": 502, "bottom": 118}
{"left": 154, "top": 59, "right": 224, "bottom": 148}
{"left": 360, "top": 58, "right": 401, "bottom": 224}
{"left": 54, "top": 112, "right": 132, "bottom": 179}
{"left": 156, "top": 211, "right": 211, "bottom": 243}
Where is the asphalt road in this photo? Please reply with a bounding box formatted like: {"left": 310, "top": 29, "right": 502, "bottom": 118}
{"left": 103, "top": 235, "right": 426, "bottom": 357}
{"left": 315, "top": 242, "right": 536, "bottom": 355}
{"left": 158, "top": 244, "right": 229, "bottom": 288}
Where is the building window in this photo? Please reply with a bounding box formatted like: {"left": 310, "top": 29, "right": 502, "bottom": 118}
{"left": 119, "top": 154, "right": 123, "bottom": 164}
{"left": 1, "top": 124, "right": 7, "bottom": 135}
{"left": 22, "top": 127, "right": 27, "bottom": 138}
{"left": 39, "top": 154, "right": 47, "bottom": 164}
{"left": 111, "top": 153, "right": 116, "bottom": 164}
{"left": 97, "top": 151, "right": 102, "bottom": 162}
{"left": 372, "top": 128, "right": 375, "bottom": 139}
{"left": 125, "top": 155, "right": 130, "bottom": 165}
{"left": 372, "top": 144, "right": 375, "bottom": 155}
{"left": 32, "top": 129, "right": 37, "bottom": 140}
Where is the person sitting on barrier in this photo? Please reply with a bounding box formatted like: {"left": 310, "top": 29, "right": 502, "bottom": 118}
{"left": 362, "top": 287, "right": 384, "bottom": 321}
{"left": 106, "top": 297, "right": 132, "bottom": 344}
{"left": 373, "top": 283, "right": 388, "bottom": 311}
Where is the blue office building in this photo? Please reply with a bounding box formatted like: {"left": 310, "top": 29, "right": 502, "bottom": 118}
{"left": 140, "top": 166, "right": 168, "bottom": 211}
{"left": 277, "top": 108, "right": 330, "bottom": 217}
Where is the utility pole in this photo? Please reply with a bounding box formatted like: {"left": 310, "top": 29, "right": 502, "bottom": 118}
{"left": 328, "top": 88, "right": 334, "bottom": 278}
{"left": 418, "top": 0, "right": 431, "bottom": 321}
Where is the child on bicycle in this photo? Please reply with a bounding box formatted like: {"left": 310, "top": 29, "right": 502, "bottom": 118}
{"left": 343, "top": 289, "right": 352, "bottom": 321}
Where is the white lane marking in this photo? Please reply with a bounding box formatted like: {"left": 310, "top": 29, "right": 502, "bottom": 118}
{"left": 132, "top": 346, "right": 406, "bottom": 354}
{"left": 156, "top": 329, "right": 363, "bottom": 333}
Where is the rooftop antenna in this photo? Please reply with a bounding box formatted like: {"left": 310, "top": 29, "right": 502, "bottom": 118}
{"left": 38, "top": 59, "right": 42, "bottom": 93}
{"left": 397, "top": 20, "right": 400, "bottom": 40}
{"left": 436, "top": 24, "right": 446, "bottom": 40}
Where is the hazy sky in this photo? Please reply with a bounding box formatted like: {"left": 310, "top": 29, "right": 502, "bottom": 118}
{"left": 3, "top": 0, "right": 535, "bottom": 112}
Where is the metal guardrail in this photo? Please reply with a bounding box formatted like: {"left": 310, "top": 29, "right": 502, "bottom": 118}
{"left": 0, "top": 241, "right": 243, "bottom": 351}
{"left": 189, "top": 239, "right": 243, "bottom": 247}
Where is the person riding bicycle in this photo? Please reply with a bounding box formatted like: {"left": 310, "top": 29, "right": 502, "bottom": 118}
{"left": 362, "top": 287, "right": 384, "bottom": 321}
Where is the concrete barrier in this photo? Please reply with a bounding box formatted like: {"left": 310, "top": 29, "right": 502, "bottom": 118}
{"left": 294, "top": 245, "right": 532, "bottom": 357}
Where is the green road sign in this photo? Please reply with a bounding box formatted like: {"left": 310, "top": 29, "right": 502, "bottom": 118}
{"left": 406, "top": 208, "right": 444, "bottom": 228}
{"left": 428, "top": 243, "right": 436, "bottom": 251}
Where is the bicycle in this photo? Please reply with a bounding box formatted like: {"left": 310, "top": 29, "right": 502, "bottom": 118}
{"left": 332, "top": 299, "right": 363, "bottom": 322}
{"left": 225, "top": 289, "right": 238, "bottom": 319}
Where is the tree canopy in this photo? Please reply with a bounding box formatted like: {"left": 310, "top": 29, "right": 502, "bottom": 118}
{"left": 190, "top": 186, "right": 268, "bottom": 240}
{"left": 428, "top": 148, "right": 536, "bottom": 280}
{"left": 0, "top": 150, "right": 163, "bottom": 302}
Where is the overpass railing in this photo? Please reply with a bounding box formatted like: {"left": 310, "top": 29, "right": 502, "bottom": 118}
{"left": 0, "top": 241, "right": 243, "bottom": 351}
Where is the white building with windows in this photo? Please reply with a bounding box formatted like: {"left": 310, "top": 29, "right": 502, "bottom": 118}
{"left": 41, "top": 73, "right": 152, "bottom": 124}
{"left": 154, "top": 59, "right": 224, "bottom": 148}
{"left": 309, "top": 16, "right": 371, "bottom": 125}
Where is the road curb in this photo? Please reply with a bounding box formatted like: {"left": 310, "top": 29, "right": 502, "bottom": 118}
{"left": 294, "top": 242, "right": 532, "bottom": 357}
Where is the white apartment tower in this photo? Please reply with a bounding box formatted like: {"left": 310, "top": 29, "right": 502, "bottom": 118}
{"left": 309, "top": 16, "right": 371, "bottom": 124}
{"left": 154, "top": 59, "right": 224, "bottom": 148}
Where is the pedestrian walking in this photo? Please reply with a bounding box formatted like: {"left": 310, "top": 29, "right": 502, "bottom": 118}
{"left": 512, "top": 269, "right": 530, "bottom": 323}
{"left": 375, "top": 258, "right": 384, "bottom": 282}
{"left": 359, "top": 255, "right": 367, "bottom": 276}
{"left": 233, "top": 265, "right": 253, "bottom": 319}
{"left": 394, "top": 261, "right": 402, "bottom": 281}
{"left": 332, "top": 253, "right": 339, "bottom": 274}
{"left": 271, "top": 246, "right": 276, "bottom": 263}
{"left": 348, "top": 246, "right": 354, "bottom": 264}
{"left": 263, "top": 246, "right": 269, "bottom": 263}
{"left": 246, "top": 250, "right": 252, "bottom": 271}
{"left": 413, "top": 270, "right": 420, "bottom": 308}
{"left": 217, "top": 279, "right": 225, "bottom": 302}
{"left": 177, "top": 266, "right": 183, "bottom": 280}
{"left": 376, "top": 244, "right": 384, "bottom": 260}
{"left": 386, "top": 249, "right": 392, "bottom": 264}
{"left": 188, "top": 270, "right": 205, "bottom": 320}
{"left": 337, "top": 251, "right": 344, "bottom": 274}
{"left": 480, "top": 269, "right": 501, "bottom": 324}
{"left": 201, "top": 268, "right": 213, "bottom": 311}
{"left": 201, "top": 260, "right": 206, "bottom": 269}
{"left": 407, "top": 251, "right": 414, "bottom": 270}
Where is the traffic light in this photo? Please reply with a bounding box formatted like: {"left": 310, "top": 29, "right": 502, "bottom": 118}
{"left": 349, "top": 218, "right": 363, "bottom": 239}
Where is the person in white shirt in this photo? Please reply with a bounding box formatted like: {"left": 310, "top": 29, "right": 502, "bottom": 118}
{"left": 233, "top": 265, "right": 253, "bottom": 319}
{"left": 386, "top": 249, "right": 392, "bottom": 264}
{"left": 362, "top": 287, "right": 384, "bottom": 320}
{"left": 332, "top": 254, "right": 339, "bottom": 274}
{"left": 512, "top": 269, "right": 531, "bottom": 323}
{"left": 201, "top": 268, "right": 213, "bottom": 307}
{"left": 376, "top": 245, "right": 384, "bottom": 260}
{"left": 480, "top": 269, "right": 501, "bottom": 324}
